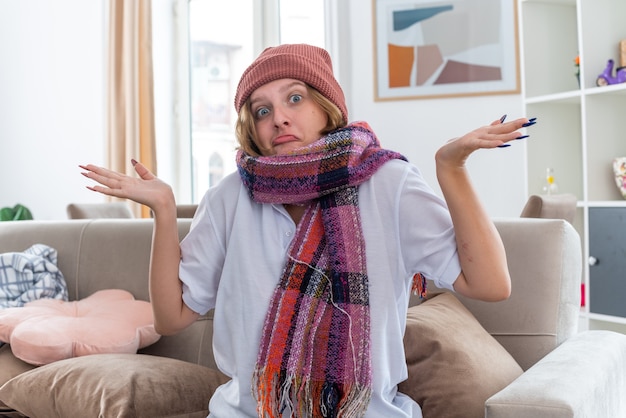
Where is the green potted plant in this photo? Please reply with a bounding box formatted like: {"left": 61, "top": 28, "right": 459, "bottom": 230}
{"left": 0, "top": 204, "right": 33, "bottom": 221}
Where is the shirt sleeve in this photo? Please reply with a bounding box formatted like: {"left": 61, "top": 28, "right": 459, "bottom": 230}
{"left": 396, "top": 163, "right": 461, "bottom": 291}
{"left": 178, "top": 188, "right": 227, "bottom": 315}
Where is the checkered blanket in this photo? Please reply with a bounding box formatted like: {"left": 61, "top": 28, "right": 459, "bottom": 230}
{"left": 0, "top": 244, "right": 68, "bottom": 309}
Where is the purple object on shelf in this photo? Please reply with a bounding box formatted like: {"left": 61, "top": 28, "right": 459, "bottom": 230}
{"left": 596, "top": 59, "right": 626, "bottom": 86}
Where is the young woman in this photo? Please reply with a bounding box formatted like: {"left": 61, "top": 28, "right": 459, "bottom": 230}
{"left": 81, "top": 44, "right": 532, "bottom": 417}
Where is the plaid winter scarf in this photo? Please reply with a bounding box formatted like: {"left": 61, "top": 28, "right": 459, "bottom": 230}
{"left": 237, "top": 122, "right": 406, "bottom": 417}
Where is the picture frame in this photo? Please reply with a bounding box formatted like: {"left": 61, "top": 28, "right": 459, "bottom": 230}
{"left": 373, "top": 0, "right": 520, "bottom": 101}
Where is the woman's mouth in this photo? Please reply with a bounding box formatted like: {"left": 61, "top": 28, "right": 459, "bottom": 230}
{"left": 272, "top": 135, "right": 298, "bottom": 146}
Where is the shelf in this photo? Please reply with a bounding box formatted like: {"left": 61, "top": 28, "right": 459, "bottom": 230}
{"left": 524, "top": 101, "right": 583, "bottom": 198}
{"left": 589, "top": 314, "right": 626, "bottom": 326}
{"left": 521, "top": 0, "right": 575, "bottom": 5}
{"left": 524, "top": 90, "right": 580, "bottom": 104}
{"left": 584, "top": 200, "right": 626, "bottom": 208}
{"left": 585, "top": 83, "right": 626, "bottom": 97}
{"left": 520, "top": 1, "right": 578, "bottom": 98}
{"left": 521, "top": 0, "right": 626, "bottom": 327}
{"left": 579, "top": 316, "right": 626, "bottom": 335}
{"left": 525, "top": 84, "right": 626, "bottom": 103}
{"left": 579, "top": 0, "right": 626, "bottom": 86}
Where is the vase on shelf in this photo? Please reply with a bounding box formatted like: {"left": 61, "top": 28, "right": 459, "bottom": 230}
{"left": 542, "top": 168, "right": 559, "bottom": 195}
{"left": 613, "top": 157, "right": 626, "bottom": 199}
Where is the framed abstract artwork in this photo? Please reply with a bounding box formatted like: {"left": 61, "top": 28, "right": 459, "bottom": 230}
{"left": 373, "top": 0, "right": 520, "bottom": 100}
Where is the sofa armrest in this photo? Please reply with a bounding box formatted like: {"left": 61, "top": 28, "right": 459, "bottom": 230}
{"left": 459, "top": 218, "right": 582, "bottom": 371}
{"left": 485, "top": 330, "right": 626, "bottom": 418}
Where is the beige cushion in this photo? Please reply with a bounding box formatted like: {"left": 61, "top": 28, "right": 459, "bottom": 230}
{"left": 0, "top": 289, "right": 160, "bottom": 365}
{"left": 399, "top": 292, "right": 523, "bottom": 418}
{"left": 0, "top": 353, "right": 230, "bottom": 418}
{"left": 176, "top": 204, "right": 198, "bottom": 218}
{"left": 0, "top": 345, "right": 35, "bottom": 412}
{"left": 519, "top": 194, "right": 577, "bottom": 224}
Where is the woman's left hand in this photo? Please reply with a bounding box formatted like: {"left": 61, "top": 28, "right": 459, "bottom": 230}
{"left": 434, "top": 115, "right": 535, "bottom": 301}
{"left": 435, "top": 116, "right": 532, "bottom": 169}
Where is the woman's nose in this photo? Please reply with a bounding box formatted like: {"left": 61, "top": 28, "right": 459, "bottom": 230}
{"left": 273, "top": 106, "right": 290, "bottom": 127}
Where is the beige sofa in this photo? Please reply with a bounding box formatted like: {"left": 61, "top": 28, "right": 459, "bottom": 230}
{"left": 0, "top": 218, "right": 624, "bottom": 417}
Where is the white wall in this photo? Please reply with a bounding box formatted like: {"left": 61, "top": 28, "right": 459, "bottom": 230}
{"left": 0, "top": 0, "right": 527, "bottom": 220}
{"left": 0, "top": 0, "right": 106, "bottom": 220}
{"left": 337, "top": 0, "right": 527, "bottom": 217}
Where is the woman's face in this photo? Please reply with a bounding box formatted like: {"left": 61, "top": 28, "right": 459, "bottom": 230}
{"left": 248, "top": 78, "right": 328, "bottom": 156}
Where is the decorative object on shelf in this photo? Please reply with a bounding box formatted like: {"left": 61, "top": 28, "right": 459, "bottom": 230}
{"left": 574, "top": 55, "right": 580, "bottom": 87}
{"left": 596, "top": 59, "right": 626, "bottom": 86}
{"left": 613, "top": 157, "right": 626, "bottom": 199}
{"left": 0, "top": 204, "right": 33, "bottom": 221}
{"left": 596, "top": 41, "right": 626, "bottom": 86}
{"left": 542, "top": 168, "right": 559, "bottom": 195}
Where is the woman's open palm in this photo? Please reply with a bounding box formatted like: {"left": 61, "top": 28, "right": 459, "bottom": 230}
{"left": 436, "top": 116, "right": 530, "bottom": 169}
{"left": 79, "top": 160, "right": 175, "bottom": 211}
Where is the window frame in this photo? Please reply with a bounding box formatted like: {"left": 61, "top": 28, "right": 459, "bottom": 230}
{"left": 155, "top": 0, "right": 336, "bottom": 204}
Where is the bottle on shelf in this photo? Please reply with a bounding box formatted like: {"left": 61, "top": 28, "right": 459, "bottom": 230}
{"left": 542, "top": 168, "right": 559, "bottom": 195}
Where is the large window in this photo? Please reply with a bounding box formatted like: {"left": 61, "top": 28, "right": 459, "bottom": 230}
{"left": 187, "top": 1, "right": 325, "bottom": 201}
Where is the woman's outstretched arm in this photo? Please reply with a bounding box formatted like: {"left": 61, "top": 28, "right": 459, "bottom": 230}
{"left": 80, "top": 161, "right": 199, "bottom": 334}
{"left": 436, "top": 116, "right": 533, "bottom": 301}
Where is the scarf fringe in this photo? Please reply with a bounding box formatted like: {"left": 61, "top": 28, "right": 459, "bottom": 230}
{"left": 253, "top": 368, "right": 371, "bottom": 418}
{"left": 412, "top": 273, "right": 427, "bottom": 299}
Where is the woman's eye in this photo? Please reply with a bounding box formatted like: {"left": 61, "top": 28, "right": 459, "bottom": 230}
{"left": 255, "top": 107, "right": 270, "bottom": 118}
{"left": 289, "top": 94, "right": 302, "bottom": 104}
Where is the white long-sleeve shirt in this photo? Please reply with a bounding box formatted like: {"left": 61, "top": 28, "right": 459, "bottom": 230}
{"left": 179, "top": 159, "right": 461, "bottom": 417}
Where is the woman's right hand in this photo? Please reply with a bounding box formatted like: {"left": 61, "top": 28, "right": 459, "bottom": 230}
{"left": 79, "top": 160, "right": 175, "bottom": 214}
{"left": 82, "top": 160, "right": 197, "bottom": 334}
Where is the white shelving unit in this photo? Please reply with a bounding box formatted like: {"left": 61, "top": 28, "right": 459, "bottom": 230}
{"left": 518, "top": 0, "right": 626, "bottom": 333}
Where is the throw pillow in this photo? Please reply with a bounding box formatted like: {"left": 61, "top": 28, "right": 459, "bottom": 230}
{"left": 0, "top": 353, "right": 231, "bottom": 418}
{"left": 0, "top": 289, "right": 160, "bottom": 365}
{"left": 398, "top": 292, "right": 523, "bottom": 418}
{"left": 0, "top": 344, "right": 36, "bottom": 411}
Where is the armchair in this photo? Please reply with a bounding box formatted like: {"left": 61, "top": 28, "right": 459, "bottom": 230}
{"left": 468, "top": 218, "right": 626, "bottom": 417}
{"left": 520, "top": 193, "right": 578, "bottom": 224}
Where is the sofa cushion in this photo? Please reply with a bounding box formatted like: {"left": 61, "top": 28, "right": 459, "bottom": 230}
{"left": 0, "top": 353, "right": 231, "bottom": 418}
{"left": 399, "top": 292, "right": 523, "bottom": 418}
{"left": 0, "top": 345, "right": 35, "bottom": 412}
{"left": 0, "top": 289, "right": 160, "bottom": 365}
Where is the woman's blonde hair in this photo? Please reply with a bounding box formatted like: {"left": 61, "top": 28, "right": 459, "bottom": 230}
{"left": 235, "top": 85, "right": 346, "bottom": 156}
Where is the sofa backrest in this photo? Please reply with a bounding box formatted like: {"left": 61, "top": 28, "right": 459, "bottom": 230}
{"left": 0, "top": 217, "right": 582, "bottom": 371}
{"left": 0, "top": 219, "right": 217, "bottom": 368}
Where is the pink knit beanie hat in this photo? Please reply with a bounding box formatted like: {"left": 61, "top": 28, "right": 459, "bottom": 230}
{"left": 234, "top": 44, "right": 348, "bottom": 123}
